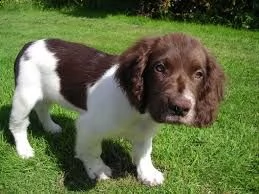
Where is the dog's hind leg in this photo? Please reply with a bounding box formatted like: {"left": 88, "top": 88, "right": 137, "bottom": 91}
{"left": 34, "top": 101, "right": 61, "bottom": 133}
{"left": 9, "top": 86, "right": 42, "bottom": 159}
{"left": 9, "top": 53, "right": 44, "bottom": 158}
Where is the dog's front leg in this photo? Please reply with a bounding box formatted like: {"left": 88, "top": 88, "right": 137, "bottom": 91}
{"left": 132, "top": 137, "right": 164, "bottom": 186}
{"left": 75, "top": 117, "right": 112, "bottom": 181}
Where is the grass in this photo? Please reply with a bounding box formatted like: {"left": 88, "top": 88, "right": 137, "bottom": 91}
{"left": 0, "top": 4, "right": 258, "bottom": 193}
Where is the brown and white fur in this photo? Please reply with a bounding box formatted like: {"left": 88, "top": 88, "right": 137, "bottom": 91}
{"left": 9, "top": 33, "right": 225, "bottom": 186}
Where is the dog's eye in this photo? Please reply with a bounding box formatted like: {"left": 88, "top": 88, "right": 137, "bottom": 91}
{"left": 154, "top": 63, "right": 165, "bottom": 73}
{"left": 194, "top": 70, "right": 203, "bottom": 79}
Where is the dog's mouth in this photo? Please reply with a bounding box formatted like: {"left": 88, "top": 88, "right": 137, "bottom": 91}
{"left": 148, "top": 94, "right": 195, "bottom": 125}
{"left": 165, "top": 113, "right": 181, "bottom": 122}
{"left": 148, "top": 106, "right": 195, "bottom": 125}
{"left": 164, "top": 112, "right": 194, "bottom": 125}
{"left": 148, "top": 110, "right": 182, "bottom": 123}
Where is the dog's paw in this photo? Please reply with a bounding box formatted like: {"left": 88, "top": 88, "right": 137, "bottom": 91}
{"left": 16, "top": 142, "right": 34, "bottom": 159}
{"left": 44, "top": 122, "right": 62, "bottom": 134}
{"left": 137, "top": 167, "right": 164, "bottom": 186}
{"left": 85, "top": 159, "right": 112, "bottom": 180}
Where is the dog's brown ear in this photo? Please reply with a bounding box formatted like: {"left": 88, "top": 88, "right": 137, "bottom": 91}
{"left": 115, "top": 38, "right": 154, "bottom": 113}
{"left": 195, "top": 50, "right": 225, "bottom": 127}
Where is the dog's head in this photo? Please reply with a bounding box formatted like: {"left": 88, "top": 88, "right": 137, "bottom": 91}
{"left": 116, "top": 33, "right": 225, "bottom": 127}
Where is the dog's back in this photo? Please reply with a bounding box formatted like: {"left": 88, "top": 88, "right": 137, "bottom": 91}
{"left": 14, "top": 39, "right": 117, "bottom": 111}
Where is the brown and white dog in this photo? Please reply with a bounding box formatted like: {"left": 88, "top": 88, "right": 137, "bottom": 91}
{"left": 9, "top": 33, "right": 225, "bottom": 186}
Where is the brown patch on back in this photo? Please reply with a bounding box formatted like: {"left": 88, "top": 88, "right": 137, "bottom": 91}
{"left": 46, "top": 39, "right": 118, "bottom": 110}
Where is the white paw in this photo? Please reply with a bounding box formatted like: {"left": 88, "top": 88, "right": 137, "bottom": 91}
{"left": 16, "top": 142, "right": 34, "bottom": 159}
{"left": 44, "top": 122, "right": 62, "bottom": 134}
{"left": 84, "top": 159, "right": 112, "bottom": 181}
{"left": 137, "top": 167, "right": 164, "bottom": 186}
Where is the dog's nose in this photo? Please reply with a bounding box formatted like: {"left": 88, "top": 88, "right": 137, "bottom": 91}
{"left": 169, "top": 98, "right": 191, "bottom": 117}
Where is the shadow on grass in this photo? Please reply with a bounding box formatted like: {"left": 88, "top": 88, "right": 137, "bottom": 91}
{"left": 61, "top": 7, "right": 117, "bottom": 19}
{"left": 0, "top": 105, "right": 136, "bottom": 191}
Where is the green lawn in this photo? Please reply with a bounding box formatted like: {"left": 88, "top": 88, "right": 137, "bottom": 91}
{"left": 0, "top": 5, "right": 258, "bottom": 193}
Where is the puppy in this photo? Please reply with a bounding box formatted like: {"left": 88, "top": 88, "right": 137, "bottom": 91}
{"left": 9, "top": 33, "right": 225, "bottom": 186}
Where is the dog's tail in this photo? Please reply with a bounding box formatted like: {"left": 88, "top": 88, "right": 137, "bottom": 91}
{"left": 14, "top": 41, "right": 34, "bottom": 86}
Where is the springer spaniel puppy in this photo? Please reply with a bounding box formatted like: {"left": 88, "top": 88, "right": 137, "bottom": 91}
{"left": 9, "top": 33, "right": 225, "bottom": 186}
